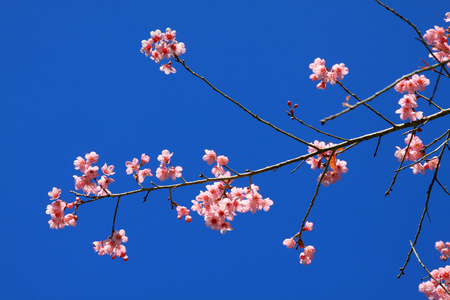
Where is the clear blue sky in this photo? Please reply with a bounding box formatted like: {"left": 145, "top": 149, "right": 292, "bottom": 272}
{"left": 1, "top": 1, "right": 449, "bottom": 299}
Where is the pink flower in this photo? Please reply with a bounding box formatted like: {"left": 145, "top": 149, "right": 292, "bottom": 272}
{"left": 303, "top": 221, "right": 313, "bottom": 232}
{"left": 125, "top": 158, "right": 140, "bottom": 175}
{"left": 85, "top": 151, "right": 99, "bottom": 164}
{"left": 101, "top": 163, "right": 115, "bottom": 175}
{"left": 141, "top": 153, "right": 150, "bottom": 165}
{"left": 203, "top": 149, "right": 217, "bottom": 165}
{"left": 93, "top": 229, "right": 129, "bottom": 261}
{"left": 283, "top": 238, "right": 296, "bottom": 249}
{"left": 137, "top": 168, "right": 153, "bottom": 183}
{"left": 299, "top": 245, "right": 315, "bottom": 266}
{"left": 332, "top": 63, "right": 349, "bottom": 80}
{"left": 157, "top": 150, "right": 173, "bottom": 166}
{"left": 216, "top": 155, "right": 229, "bottom": 166}
{"left": 160, "top": 63, "right": 176, "bottom": 74}
{"left": 411, "top": 163, "right": 425, "bottom": 175}
{"left": 156, "top": 167, "right": 169, "bottom": 181}
{"left": 98, "top": 175, "right": 115, "bottom": 189}
{"left": 84, "top": 165, "right": 99, "bottom": 179}
{"left": 445, "top": 12, "right": 450, "bottom": 22}
{"left": 398, "top": 94, "right": 418, "bottom": 109}
{"left": 424, "top": 156, "right": 439, "bottom": 171}
{"left": 74, "top": 156, "right": 86, "bottom": 173}
{"left": 48, "top": 187, "right": 62, "bottom": 200}
{"left": 168, "top": 166, "right": 183, "bottom": 180}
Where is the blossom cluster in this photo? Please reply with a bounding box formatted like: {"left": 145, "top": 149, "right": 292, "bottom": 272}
{"left": 156, "top": 150, "right": 183, "bottom": 181}
{"left": 93, "top": 229, "right": 129, "bottom": 261}
{"left": 189, "top": 149, "right": 273, "bottom": 234}
{"left": 436, "top": 241, "right": 450, "bottom": 262}
{"left": 306, "top": 141, "right": 348, "bottom": 187}
{"left": 418, "top": 241, "right": 450, "bottom": 299}
{"left": 423, "top": 13, "right": 450, "bottom": 68}
{"left": 46, "top": 188, "right": 80, "bottom": 230}
{"left": 283, "top": 221, "right": 315, "bottom": 265}
{"left": 140, "top": 28, "right": 186, "bottom": 74}
{"left": 309, "top": 58, "right": 349, "bottom": 90}
{"left": 394, "top": 74, "right": 429, "bottom": 122}
{"left": 73, "top": 151, "right": 115, "bottom": 196}
{"left": 394, "top": 134, "right": 439, "bottom": 175}
{"left": 125, "top": 153, "right": 152, "bottom": 183}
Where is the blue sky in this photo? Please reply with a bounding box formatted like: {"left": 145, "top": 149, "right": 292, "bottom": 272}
{"left": 1, "top": 1, "right": 449, "bottom": 299}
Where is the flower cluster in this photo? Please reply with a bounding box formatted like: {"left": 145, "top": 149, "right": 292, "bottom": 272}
{"left": 125, "top": 153, "right": 153, "bottom": 183}
{"left": 436, "top": 241, "right": 450, "bottom": 261}
{"left": 394, "top": 74, "right": 429, "bottom": 121}
{"left": 190, "top": 150, "right": 273, "bottom": 234}
{"left": 418, "top": 241, "right": 450, "bottom": 299}
{"left": 93, "top": 229, "right": 129, "bottom": 261}
{"left": 306, "top": 141, "right": 348, "bottom": 187}
{"left": 309, "top": 58, "right": 349, "bottom": 90}
{"left": 156, "top": 150, "right": 183, "bottom": 181}
{"left": 423, "top": 13, "right": 450, "bottom": 68}
{"left": 394, "top": 134, "right": 439, "bottom": 175}
{"left": 283, "top": 221, "right": 315, "bottom": 265}
{"left": 140, "top": 28, "right": 186, "bottom": 74}
{"left": 46, "top": 190, "right": 80, "bottom": 230}
{"left": 73, "top": 151, "right": 115, "bottom": 196}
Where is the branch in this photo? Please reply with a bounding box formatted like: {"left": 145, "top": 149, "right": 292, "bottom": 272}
{"left": 320, "top": 59, "right": 450, "bottom": 125}
{"left": 71, "top": 109, "right": 450, "bottom": 204}
{"left": 410, "top": 241, "right": 450, "bottom": 296}
{"left": 174, "top": 56, "right": 317, "bottom": 149}
{"left": 397, "top": 131, "right": 450, "bottom": 278}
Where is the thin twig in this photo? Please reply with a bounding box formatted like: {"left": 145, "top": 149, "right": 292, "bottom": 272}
{"left": 385, "top": 129, "right": 416, "bottom": 196}
{"left": 287, "top": 112, "right": 348, "bottom": 141}
{"left": 374, "top": 136, "right": 382, "bottom": 157}
{"left": 436, "top": 178, "right": 450, "bottom": 196}
{"left": 296, "top": 150, "right": 336, "bottom": 242}
{"left": 111, "top": 196, "right": 121, "bottom": 237}
{"left": 337, "top": 81, "right": 395, "bottom": 126}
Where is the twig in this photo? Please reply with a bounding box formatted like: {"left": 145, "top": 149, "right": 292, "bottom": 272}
{"left": 296, "top": 150, "right": 336, "bottom": 242}
{"left": 337, "top": 81, "right": 395, "bottom": 126}
{"left": 436, "top": 178, "right": 450, "bottom": 196}
{"left": 385, "top": 129, "right": 416, "bottom": 196}
{"left": 287, "top": 112, "right": 348, "bottom": 141}
{"left": 374, "top": 136, "right": 382, "bottom": 157}
{"left": 111, "top": 196, "right": 121, "bottom": 237}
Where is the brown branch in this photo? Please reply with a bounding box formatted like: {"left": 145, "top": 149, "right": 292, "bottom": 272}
{"left": 436, "top": 178, "right": 450, "bottom": 196}
{"left": 111, "top": 196, "right": 121, "bottom": 237}
{"left": 385, "top": 129, "right": 416, "bottom": 196}
{"left": 71, "top": 108, "right": 450, "bottom": 203}
{"left": 336, "top": 81, "right": 396, "bottom": 126}
{"left": 397, "top": 131, "right": 450, "bottom": 278}
{"left": 174, "top": 55, "right": 317, "bottom": 149}
{"left": 296, "top": 149, "right": 336, "bottom": 244}
{"left": 320, "top": 59, "right": 450, "bottom": 125}
{"left": 287, "top": 112, "right": 348, "bottom": 141}
{"left": 410, "top": 241, "right": 450, "bottom": 296}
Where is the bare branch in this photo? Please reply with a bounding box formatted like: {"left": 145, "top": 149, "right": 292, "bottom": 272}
{"left": 174, "top": 56, "right": 317, "bottom": 149}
